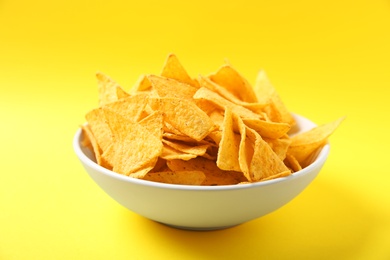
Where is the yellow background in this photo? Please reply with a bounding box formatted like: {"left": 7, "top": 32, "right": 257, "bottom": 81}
{"left": 1, "top": 0, "right": 389, "bottom": 259}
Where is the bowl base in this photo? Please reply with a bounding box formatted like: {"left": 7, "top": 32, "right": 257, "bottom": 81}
{"left": 157, "top": 221, "right": 239, "bottom": 231}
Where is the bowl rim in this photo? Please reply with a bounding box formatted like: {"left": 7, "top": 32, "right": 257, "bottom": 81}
{"left": 73, "top": 114, "right": 330, "bottom": 191}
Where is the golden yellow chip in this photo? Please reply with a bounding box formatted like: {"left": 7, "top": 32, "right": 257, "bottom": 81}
{"left": 82, "top": 54, "right": 343, "bottom": 185}
{"left": 160, "top": 53, "right": 199, "bottom": 87}
{"left": 246, "top": 127, "right": 291, "bottom": 181}
{"left": 163, "top": 132, "right": 197, "bottom": 143}
{"left": 243, "top": 118, "right": 291, "bottom": 139}
{"left": 130, "top": 74, "right": 152, "bottom": 93}
{"left": 148, "top": 74, "right": 198, "bottom": 100}
{"left": 207, "top": 130, "right": 222, "bottom": 145}
{"left": 162, "top": 139, "right": 210, "bottom": 157}
{"left": 116, "top": 85, "right": 130, "bottom": 99}
{"left": 198, "top": 75, "right": 269, "bottom": 115}
{"left": 208, "top": 109, "right": 225, "bottom": 130}
{"left": 81, "top": 124, "right": 105, "bottom": 167}
{"left": 253, "top": 70, "right": 295, "bottom": 125}
{"left": 216, "top": 107, "right": 241, "bottom": 172}
{"left": 284, "top": 153, "right": 302, "bottom": 172}
{"left": 103, "top": 109, "right": 163, "bottom": 176}
{"left": 160, "top": 144, "right": 198, "bottom": 161}
{"left": 138, "top": 111, "right": 164, "bottom": 139}
{"left": 263, "top": 134, "right": 291, "bottom": 161}
{"left": 96, "top": 72, "right": 122, "bottom": 107}
{"left": 143, "top": 170, "right": 206, "bottom": 185}
{"left": 288, "top": 117, "right": 345, "bottom": 166}
{"left": 193, "top": 87, "right": 263, "bottom": 120}
{"left": 85, "top": 108, "right": 112, "bottom": 152}
{"left": 167, "top": 158, "right": 246, "bottom": 185}
{"left": 102, "top": 92, "right": 149, "bottom": 122}
{"left": 208, "top": 64, "right": 257, "bottom": 103}
{"left": 150, "top": 97, "right": 215, "bottom": 141}
{"left": 236, "top": 115, "right": 291, "bottom": 181}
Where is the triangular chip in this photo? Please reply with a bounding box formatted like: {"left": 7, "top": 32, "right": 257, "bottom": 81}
{"left": 150, "top": 97, "right": 215, "bottom": 141}
{"left": 130, "top": 74, "right": 152, "bottom": 93}
{"left": 198, "top": 75, "right": 268, "bottom": 114}
{"left": 217, "top": 107, "right": 241, "bottom": 172}
{"left": 167, "top": 158, "right": 246, "bottom": 185}
{"left": 263, "top": 134, "right": 291, "bottom": 161}
{"left": 85, "top": 108, "right": 112, "bottom": 152}
{"left": 253, "top": 70, "right": 295, "bottom": 125}
{"left": 193, "top": 87, "right": 263, "bottom": 120}
{"left": 162, "top": 139, "right": 209, "bottom": 156}
{"left": 148, "top": 75, "right": 198, "bottom": 100}
{"left": 246, "top": 127, "right": 291, "bottom": 181}
{"left": 116, "top": 86, "right": 130, "bottom": 99}
{"left": 243, "top": 118, "right": 291, "bottom": 139}
{"left": 96, "top": 72, "right": 121, "bottom": 106}
{"left": 102, "top": 92, "right": 149, "bottom": 122}
{"left": 288, "top": 117, "right": 344, "bottom": 166}
{"left": 143, "top": 171, "right": 206, "bottom": 185}
{"left": 160, "top": 144, "right": 198, "bottom": 161}
{"left": 103, "top": 109, "right": 163, "bottom": 176}
{"left": 138, "top": 111, "right": 164, "bottom": 139}
{"left": 80, "top": 124, "right": 111, "bottom": 168}
{"left": 160, "top": 53, "right": 199, "bottom": 87}
{"left": 208, "top": 64, "right": 258, "bottom": 103}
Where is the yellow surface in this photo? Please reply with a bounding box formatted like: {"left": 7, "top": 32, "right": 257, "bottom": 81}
{"left": 1, "top": 0, "right": 389, "bottom": 259}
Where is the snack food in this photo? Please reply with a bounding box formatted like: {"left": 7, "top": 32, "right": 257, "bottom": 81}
{"left": 81, "top": 54, "right": 343, "bottom": 185}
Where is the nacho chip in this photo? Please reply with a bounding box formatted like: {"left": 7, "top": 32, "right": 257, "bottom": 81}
{"left": 216, "top": 108, "right": 241, "bottom": 172}
{"left": 253, "top": 70, "right": 295, "bottom": 125}
{"left": 96, "top": 72, "right": 122, "bottom": 106}
{"left": 102, "top": 92, "right": 149, "bottom": 122}
{"left": 138, "top": 111, "right": 164, "bottom": 139}
{"left": 160, "top": 53, "right": 199, "bottom": 87}
{"left": 85, "top": 108, "right": 112, "bottom": 152}
{"left": 81, "top": 124, "right": 106, "bottom": 167}
{"left": 288, "top": 117, "right": 345, "bottom": 166}
{"left": 130, "top": 74, "right": 152, "bottom": 93}
{"left": 199, "top": 75, "right": 268, "bottom": 114}
{"left": 167, "top": 158, "right": 246, "bottom": 185}
{"left": 263, "top": 134, "right": 291, "bottom": 161}
{"left": 103, "top": 109, "right": 163, "bottom": 176}
{"left": 193, "top": 87, "right": 263, "bottom": 120}
{"left": 163, "top": 139, "right": 210, "bottom": 157}
{"left": 143, "top": 171, "right": 206, "bottom": 185}
{"left": 208, "top": 64, "right": 257, "bottom": 103}
{"left": 284, "top": 153, "right": 302, "bottom": 172}
{"left": 160, "top": 144, "right": 198, "bottom": 161}
{"left": 148, "top": 74, "right": 198, "bottom": 100}
{"left": 245, "top": 127, "right": 291, "bottom": 181}
{"left": 150, "top": 97, "right": 215, "bottom": 141}
{"left": 243, "top": 118, "right": 291, "bottom": 139}
{"left": 116, "top": 86, "right": 130, "bottom": 99}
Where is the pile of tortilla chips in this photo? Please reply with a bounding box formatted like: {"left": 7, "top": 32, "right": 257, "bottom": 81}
{"left": 81, "top": 54, "right": 343, "bottom": 185}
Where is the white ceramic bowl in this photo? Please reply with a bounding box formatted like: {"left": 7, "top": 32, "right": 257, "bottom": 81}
{"left": 73, "top": 114, "right": 329, "bottom": 230}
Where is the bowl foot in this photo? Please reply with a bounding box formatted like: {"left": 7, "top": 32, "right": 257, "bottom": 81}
{"left": 157, "top": 222, "right": 239, "bottom": 231}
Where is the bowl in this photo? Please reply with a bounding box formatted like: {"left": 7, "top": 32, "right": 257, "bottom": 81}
{"left": 73, "top": 114, "right": 329, "bottom": 230}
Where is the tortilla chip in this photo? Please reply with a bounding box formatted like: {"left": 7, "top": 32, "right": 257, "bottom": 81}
{"left": 216, "top": 107, "right": 241, "bottom": 172}
{"left": 148, "top": 74, "right": 198, "bottom": 100}
{"left": 143, "top": 170, "right": 206, "bottom": 185}
{"left": 253, "top": 70, "right": 295, "bottom": 125}
{"left": 288, "top": 117, "right": 344, "bottom": 165}
{"left": 160, "top": 53, "right": 199, "bottom": 87}
{"left": 96, "top": 72, "right": 122, "bottom": 106}
{"left": 208, "top": 64, "right": 257, "bottom": 103}
{"left": 103, "top": 109, "right": 163, "bottom": 176}
{"left": 150, "top": 97, "right": 215, "bottom": 141}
